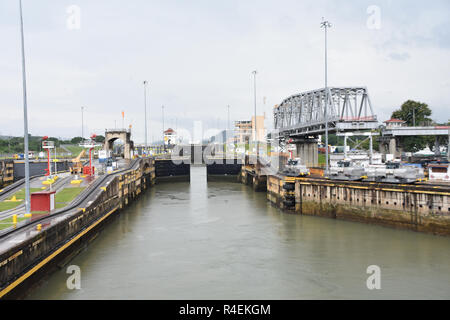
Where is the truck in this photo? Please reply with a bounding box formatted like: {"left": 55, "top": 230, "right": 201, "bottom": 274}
{"left": 283, "top": 158, "right": 310, "bottom": 177}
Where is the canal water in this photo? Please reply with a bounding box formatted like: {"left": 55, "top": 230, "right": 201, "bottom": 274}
{"left": 28, "top": 167, "right": 450, "bottom": 300}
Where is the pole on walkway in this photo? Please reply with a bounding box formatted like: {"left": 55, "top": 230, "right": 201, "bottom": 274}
{"left": 369, "top": 134, "right": 373, "bottom": 164}
{"left": 227, "top": 105, "right": 230, "bottom": 132}
{"left": 162, "top": 105, "right": 165, "bottom": 149}
{"left": 19, "top": 0, "right": 30, "bottom": 214}
{"left": 344, "top": 136, "right": 348, "bottom": 159}
{"left": 252, "top": 70, "right": 257, "bottom": 158}
{"left": 321, "top": 18, "right": 332, "bottom": 173}
{"left": 81, "top": 106, "right": 85, "bottom": 141}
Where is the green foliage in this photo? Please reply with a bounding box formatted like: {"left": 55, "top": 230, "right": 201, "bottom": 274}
{"left": 321, "top": 134, "right": 342, "bottom": 146}
{"left": 95, "top": 135, "right": 105, "bottom": 143}
{"left": 318, "top": 154, "right": 325, "bottom": 166}
{"left": 0, "top": 134, "right": 104, "bottom": 155}
{"left": 71, "top": 137, "right": 83, "bottom": 144}
{"left": 391, "top": 100, "right": 435, "bottom": 152}
{"left": 401, "top": 136, "right": 434, "bottom": 153}
{"left": 0, "top": 135, "right": 42, "bottom": 154}
{"left": 54, "top": 187, "right": 86, "bottom": 209}
{"left": 0, "top": 216, "right": 27, "bottom": 230}
{"left": 321, "top": 133, "right": 380, "bottom": 151}
{"left": 392, "top": 100, "right": 432, "bottom": 126}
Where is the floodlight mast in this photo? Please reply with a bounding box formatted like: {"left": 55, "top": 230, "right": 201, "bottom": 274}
{"left": 320, "top": 18, "right": 332, "bottom": 173}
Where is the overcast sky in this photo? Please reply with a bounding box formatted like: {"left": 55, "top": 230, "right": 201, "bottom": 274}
{"left": 1, "top": 0, "right": 449, "bottom": 143}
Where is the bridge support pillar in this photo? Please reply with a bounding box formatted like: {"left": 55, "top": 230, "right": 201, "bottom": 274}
{"left": 295, "top": 140, "right": 318, "bottom": 168}
{"left": 388, "top": 138, "right": 403, "bottom": 158}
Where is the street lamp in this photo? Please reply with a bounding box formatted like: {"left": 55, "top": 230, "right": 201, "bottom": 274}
{"left": 143, "top": 80, "right": 148, "bottom": 155}
{"left": 252, "top": 70, "right": 257, "bottom": 156}
{"left": 321, "top": 18, "right": 332, "bottom": 173}
{"left": 19, "top": 0, "right": 30, "bottom": 213}
{"left": 81, "top": 106, "right": 85, "bottom": 142}
{"left": 162, "top": 105, "right": 165, "bottom": 149}
{"left": 227, "top": 105, "right": 230, "bottom": 131}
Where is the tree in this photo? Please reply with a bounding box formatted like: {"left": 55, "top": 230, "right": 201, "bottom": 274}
{"left": 71, "top": 137, "right": 83, "bottom": 144}
{"left": 95, "top": 135, "right": 105, "bottom": 143}
{"left": 391, "top": 100, "right": 434, "bottom": 152}
{"left": 321, "top": 134, "right": 341, "bottom": 146}
{"left": 391, "top": 100, "right": 432, "bottom": 126}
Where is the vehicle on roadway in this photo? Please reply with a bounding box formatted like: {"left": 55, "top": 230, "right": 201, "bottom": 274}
{"left": 328, "top": 160, "right": 366, "bottom": 181}
{"left": 328, "top": 160, "right": 425, "bottom": 184}
{"left": 283, "top": 158, "right": 310, "bottom": 177}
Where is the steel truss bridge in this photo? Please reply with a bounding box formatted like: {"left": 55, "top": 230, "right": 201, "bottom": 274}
{"left": 274, "top": 87, "right": 379, "bottom": 140}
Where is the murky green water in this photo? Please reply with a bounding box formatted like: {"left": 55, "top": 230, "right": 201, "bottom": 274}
{"left": 27, "top": 167, "right": 450, "bottom": 300}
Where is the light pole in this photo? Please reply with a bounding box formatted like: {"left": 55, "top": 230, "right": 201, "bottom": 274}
{"left": 143, "top": 80, "right": 148, "bottom": 155}
{"left": 19, "top": 0, "right": 30, "bottom": 213}
{"left": 321, "top": 18, "right": 332, "bottom": 173}
{"left": 227, "top": 105, "right": 230, "bottom": 131}
{"left": 81, "top": 106, "right": 85, "bottom": 142}
{"left": 162, "top": 105, "right": 165, "bottom": 148}
{"left": 252, "top": 70, "right": 257, "bottom": 156}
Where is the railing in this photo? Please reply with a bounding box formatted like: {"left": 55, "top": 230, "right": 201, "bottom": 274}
{"left": 340, "top": 116, "right": 377, "bottom": 122}
{"left": 105, "top": 128, "right": 130, "bottom": 133}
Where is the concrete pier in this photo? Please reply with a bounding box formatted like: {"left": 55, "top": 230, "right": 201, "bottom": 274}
{"left": 265, "top": 175, "right": 450, "bottom": 236}
{"left": 295, "top": 139, "right": 319, "bottom": 167}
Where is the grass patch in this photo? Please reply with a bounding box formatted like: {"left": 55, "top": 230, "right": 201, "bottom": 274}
{"left": 0, "top": 188, "right": 42, "bottom": 212}
{"left": 0, "top": 216, "right": 27, "bottom": 231}
{"left": 55, "top": 202, "right": 67, "bottom": 209}
{"left": 12, "top": 188, "right": 43, "bottom": 200}
{"left": 31, "top": 211, "right": 50, "bottom": 215}
{"left": 65, "top": 145, "right": 85, "bottom": 156}
{"left": 54, "top": 187, "right": 86, "bottom": 209}
{"left": 318, "top": 154, "right": 326, "bottom": 166}
{"left": 0, "top": 201, "right": 22, "bottom": 211}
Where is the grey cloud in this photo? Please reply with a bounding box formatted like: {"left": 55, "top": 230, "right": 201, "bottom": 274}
{"left": 388, "top": 52, "right": 410, "bottom": 61}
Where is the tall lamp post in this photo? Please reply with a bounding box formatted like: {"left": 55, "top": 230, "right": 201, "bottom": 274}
{"left": 227, "top": 105, "right": 230, "bottom": 131}
{"left": 252, "top": 70, "right": 257, "bottom": 157}
{"left": 143, "top": 80, "right": 148, "bottom": 155}
{"left": 81, "top": 106, "right": 85, "bottom": 142}
{"left": 162, "top": 105, "right": 165, "bottom": 150}
{"left": 19, "top": 0, "right": 30, "bottom": 213}
{"left": 321, "top": 18, "right": 332, "bottom": 173}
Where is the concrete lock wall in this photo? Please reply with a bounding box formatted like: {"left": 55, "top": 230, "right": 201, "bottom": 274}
{"left": 0, "top": 159, "right": 155, "bottom": 298}
{"left": 154, "top": 159, "right": 190, "bottom": 182}
{"left": 13, "top": 161, "right": 70, "bottom": 180}
{"left": 0, "top": 160, "right": 14, "bottom": 187}
{"left": 295, "top": 182, "right": 450, "bottom": 236}
{"left": 263, "top": 174, "right": 450, "bottom": 236}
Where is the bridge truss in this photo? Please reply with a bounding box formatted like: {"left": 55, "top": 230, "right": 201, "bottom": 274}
{"left": 274, "top": 87, "right": 379, "bottom": 140}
